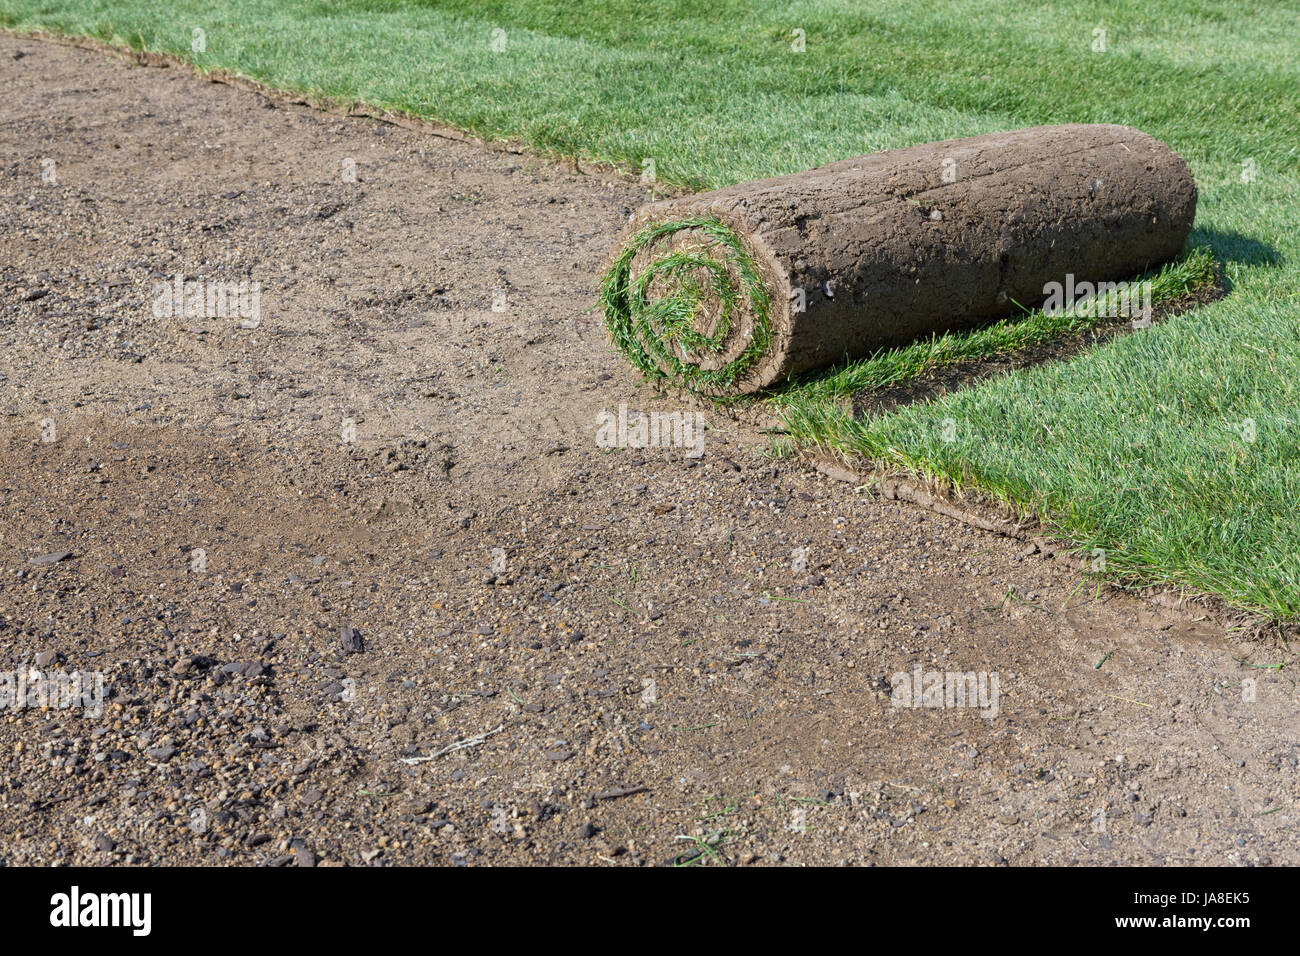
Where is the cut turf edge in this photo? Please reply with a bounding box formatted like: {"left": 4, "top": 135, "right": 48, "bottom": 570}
{"left": 799, "top": 454, "right": 1293, "bottom": 637}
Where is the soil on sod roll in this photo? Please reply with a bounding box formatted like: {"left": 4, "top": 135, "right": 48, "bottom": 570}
{"left": 602, "top": 124, "right": 1198, "bottom": 394}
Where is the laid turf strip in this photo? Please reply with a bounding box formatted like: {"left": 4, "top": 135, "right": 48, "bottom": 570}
{"left": 601, "top": 124, "right": 1197, "bottom": 395}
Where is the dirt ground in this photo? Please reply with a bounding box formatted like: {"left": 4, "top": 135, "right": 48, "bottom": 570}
{"left": 1, "top": 33, "right": 1297, "bottom": 867}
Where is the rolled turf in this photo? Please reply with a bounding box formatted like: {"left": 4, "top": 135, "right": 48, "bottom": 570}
{"left": 600, "top": 124, "right": 1197, "bottom": 395}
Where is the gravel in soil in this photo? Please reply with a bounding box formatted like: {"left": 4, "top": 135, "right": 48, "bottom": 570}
{"left": 0, "top": 34, "right": 1296, "bottom": 866}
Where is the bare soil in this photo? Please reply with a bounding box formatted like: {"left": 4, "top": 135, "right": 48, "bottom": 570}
{"left": 1, "top": 33, "right": 1296, "bottom": 867}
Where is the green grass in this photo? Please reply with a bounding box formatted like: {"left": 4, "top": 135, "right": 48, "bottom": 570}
{"left": 3, "top": 0, "right": 1298, "bottom": 617}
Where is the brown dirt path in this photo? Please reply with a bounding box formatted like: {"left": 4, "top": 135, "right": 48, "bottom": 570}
{"left": 1, "top": 33, "right": 1296, "bottom": 866}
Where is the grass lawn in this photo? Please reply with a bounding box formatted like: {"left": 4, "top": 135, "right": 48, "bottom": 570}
{"left": 3, "top": 0, "right": 1298, "bottom": 617}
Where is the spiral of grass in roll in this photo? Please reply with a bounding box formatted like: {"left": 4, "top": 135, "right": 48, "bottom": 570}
{"left": 599, "top": 217, "right": 773, "bottom": 393}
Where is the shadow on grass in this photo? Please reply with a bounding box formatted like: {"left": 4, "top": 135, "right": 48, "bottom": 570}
{"left": 1192, "top": 228, "right": 1283, "bottom": 295}
{"left": 847, "top": 273, "right": 1223, "bottom": 419}
{"left": 757, "top": 237, "right": 1275, "bottom": 420}
{"left": 1193, "top": 227, "right": 1284, "bottom": 268}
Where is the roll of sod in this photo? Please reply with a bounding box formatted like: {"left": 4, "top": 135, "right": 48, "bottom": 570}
{"left": 600, "top": 124, "right": 1197, "bottom": 395}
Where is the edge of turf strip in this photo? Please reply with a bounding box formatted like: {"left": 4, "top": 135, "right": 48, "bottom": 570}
{"left": 6, "top": 24, "right": 1290, "bottom": 623}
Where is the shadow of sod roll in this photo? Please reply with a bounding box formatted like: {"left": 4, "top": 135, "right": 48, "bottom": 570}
{"left": 599, "top": 124, "right": 1197, "bottom": 396}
